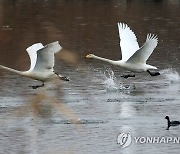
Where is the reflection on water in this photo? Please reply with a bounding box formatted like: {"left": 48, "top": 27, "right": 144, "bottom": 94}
{"left": 0, "top": 0, "right": 180, "bottom": 154}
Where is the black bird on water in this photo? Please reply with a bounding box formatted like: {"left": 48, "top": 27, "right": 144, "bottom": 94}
{"left": 165, "top": 116, "right": 180, "bottom": 130}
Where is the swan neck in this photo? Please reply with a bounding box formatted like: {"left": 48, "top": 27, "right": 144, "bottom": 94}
{"left": 0, "top": 65, "right": 22, "bottom": 75}
{"left": 93, "top": 55, "right": 115, "bottom": 64}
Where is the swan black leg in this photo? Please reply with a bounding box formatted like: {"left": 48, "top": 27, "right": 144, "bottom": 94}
{"left": 121, "top": 74, "right": 135, "bottom": 79}
{"left": 29, "top": 82, "right": 45, "bottom": 89}
{"left": 147, "top": 70, "right": 160, "bottom": 76}
{"left": 54, "top": 72, "right": 69, "bottom": 81}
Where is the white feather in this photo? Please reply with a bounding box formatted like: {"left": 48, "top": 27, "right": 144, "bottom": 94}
{"left": 86, "top": 22, "right": 160, "bottom": 76}
{"left": 26, "top": 43, "right": 44, "bottom": 71}
{"left": 127, "top": 34, "right": 158, "bottom": 64}
{"left": 118, "top": 22, "right": 139, "bottom": 61}
{"left": 0, "top": 41, "right": 66, "bottom": 85}
{"left": 33, "top": 41, "right": 62, "bottom": 71}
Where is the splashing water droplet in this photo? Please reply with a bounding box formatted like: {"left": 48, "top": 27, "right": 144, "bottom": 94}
{"left": 102, "top": 68, "right": 135, "bottom": 92}
{"left": 103, "top": 69, "right": 118, "bottom": 90}
{"left": 161, "top": 68, "right": 180, "bottom": 83}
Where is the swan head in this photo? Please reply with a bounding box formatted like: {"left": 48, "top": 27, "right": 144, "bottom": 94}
{"left": 86, "top": 54, "right": 96, "bottom": 58}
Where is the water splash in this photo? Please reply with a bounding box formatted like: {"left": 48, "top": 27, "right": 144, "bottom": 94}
{"left": 102, "top": 69, "right": 133, "bottom": 92}
{"left": 161, "top": 68, "right": 180, "bottom": 83}
{"left": 103, "top": 69, "right": 118, "bottom": 90}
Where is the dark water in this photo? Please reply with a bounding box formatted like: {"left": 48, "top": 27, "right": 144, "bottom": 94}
{"left": 0, "top": 0, "right": 180, "bottom": 154}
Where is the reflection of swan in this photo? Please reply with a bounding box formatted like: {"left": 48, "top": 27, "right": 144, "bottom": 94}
{"left": 86, "top": 22, "right": 160, "bottom": 78}
{"left": 0, "top": 41, "right": 69, "bottom": 89}
{"left": 165, "top": 116, "right": 180, "bottom": 130}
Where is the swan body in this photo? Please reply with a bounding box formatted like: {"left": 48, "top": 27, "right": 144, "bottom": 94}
{"left": 86, "top": 22, "right": 160, "bottom": 77}
{"left": 0, "top": 41, "right": 69, "bottom": 89}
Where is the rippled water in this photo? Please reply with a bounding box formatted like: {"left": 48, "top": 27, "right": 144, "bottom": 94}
{"left": 0, "top": 1, "right": 180, "bottom": 154}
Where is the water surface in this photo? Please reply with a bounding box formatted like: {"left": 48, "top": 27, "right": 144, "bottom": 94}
{"left": 0, "top": 1, "right": 180, "bottom": 154}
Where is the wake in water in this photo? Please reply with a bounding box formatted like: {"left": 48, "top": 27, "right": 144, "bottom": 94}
{"left": 160, "top": 68, "right": 180, "bottom": 83}
{"left": 102, "top": 68, "right": 134, "bottom": 92}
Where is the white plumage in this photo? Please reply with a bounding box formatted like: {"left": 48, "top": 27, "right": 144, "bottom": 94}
{"left": 118, "top": 22, "right": 139, "bottom": 61}
{"left": 0, "top": 41, "right": 69, "bottom": 89}
{"left": 86, "top": 22, "right": 160, "bottom": 78}
{"left": 26, "top": 43, "right": 44, "bottom": 71}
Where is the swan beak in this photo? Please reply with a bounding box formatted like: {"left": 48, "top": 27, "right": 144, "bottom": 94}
{"left": 86, "top": 54, "right": 90, "bottom": 58}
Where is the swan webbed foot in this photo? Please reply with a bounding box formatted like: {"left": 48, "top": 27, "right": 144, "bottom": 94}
{"left": 29, "top": 82, "right": 45, "bottom": 89}
{"left": 121, "top": 74, "right": 135, "bottom": 79}
{"left": 147, "top": 70, "right": 160, "bottom": 76}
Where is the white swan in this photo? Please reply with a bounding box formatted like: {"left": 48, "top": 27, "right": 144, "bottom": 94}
{"left": 86, "top": 22, "right": 160, "bottom": 78}
{"left": 0, "top": 41, "right": 69, "bottom": 89}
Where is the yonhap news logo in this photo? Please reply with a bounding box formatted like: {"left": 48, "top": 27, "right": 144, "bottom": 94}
{"left": 117, "top": 132, "right": 180, "bottom": 148}
{"left": 117, "top": 132, "right": 132, "bottom": 148}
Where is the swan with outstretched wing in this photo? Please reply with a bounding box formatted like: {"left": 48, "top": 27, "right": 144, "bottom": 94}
{"left": 0, "top": 41, "right": 69, "bottom": 89}
{"left": 86, "top": 22, "right": 160, "bottom": 78}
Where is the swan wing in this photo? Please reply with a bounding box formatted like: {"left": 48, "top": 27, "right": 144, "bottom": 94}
{"left": 127, "top": 34, "right": 158, "bottom": 64}
{"left": 26, "top": 43, "right": 44, "bottom": 71}
{"left": 118, "top": 22, "right": 139, "bottom": 61}
{"left": 33, "top": 41, "right": 62, "bottom": 71}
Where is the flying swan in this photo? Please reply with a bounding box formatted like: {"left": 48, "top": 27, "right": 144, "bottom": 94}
{"left": 86, "top": 22, "right": 160, "bottom": 78}
{"left": 0, "top": 41, "right": 69, "bottom": 89}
